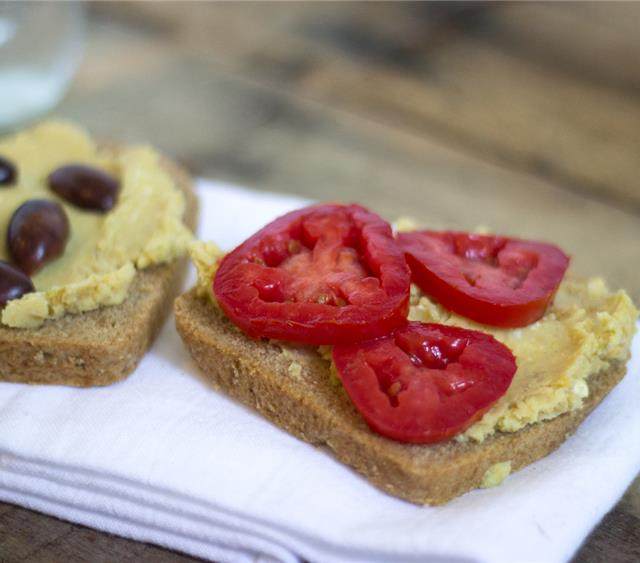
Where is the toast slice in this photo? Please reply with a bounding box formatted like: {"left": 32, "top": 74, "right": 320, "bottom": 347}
{"left": 175, "top": 288, "right": 629, "bottom": 505}
{"left": 0, "top": 156, "right": 197, "bottom": 387}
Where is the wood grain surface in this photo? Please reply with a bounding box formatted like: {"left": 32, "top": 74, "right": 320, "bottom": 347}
{"left": 1, "top": 2, "right": 639, "bottom": 562}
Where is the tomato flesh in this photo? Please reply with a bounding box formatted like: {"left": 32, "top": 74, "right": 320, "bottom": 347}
{"left": 333, "top": 322, "right": 517, "bottom": 443}
{"left": 214, "top": 204, "right": 410, "bottom": 345}
{"left": 397, "top": 231, "right": 569, "bottom": 327}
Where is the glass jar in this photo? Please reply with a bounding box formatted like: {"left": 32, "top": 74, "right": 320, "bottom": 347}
{"left": 0, "top": 1, "right": 85, "bottom": 130}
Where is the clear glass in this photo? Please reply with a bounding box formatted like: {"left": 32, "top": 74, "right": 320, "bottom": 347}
{"left": 0, "top": 1, "right": 85, "bottom": 130}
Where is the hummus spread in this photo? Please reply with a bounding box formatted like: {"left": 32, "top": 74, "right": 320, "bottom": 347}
{"left": 189, "top": 240, "right": 223, "bottom": 303}
{"left": 480, "top": 461, "right": 512, "bottom": 488}
{"left": 409, "top": 278, "right": 637, "bottom": 442}
{"left": 190, "top": 234, "right": 637, "bottom": 443}
{"left": 0, "top": 121, "right": 193, "bottom": 328}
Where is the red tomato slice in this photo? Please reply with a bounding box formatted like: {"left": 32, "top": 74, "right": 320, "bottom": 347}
{"left": 333, "top": 322, "right": 517, "bottom": 443}
{"left": 397, "top": 231, "right": 569, "bottom": 327}
{"left": 214, "top": 204, "right": 410, "bottom": 345}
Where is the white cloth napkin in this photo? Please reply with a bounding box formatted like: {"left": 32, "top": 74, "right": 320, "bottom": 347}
{"left": 0, "top": 180, "right": 638, "bottom": 563}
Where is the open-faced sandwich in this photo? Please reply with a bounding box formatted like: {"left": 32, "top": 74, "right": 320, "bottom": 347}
{"left": 0, "top": 121, "right": 196, "bottom": 386}
{"left": 175, "top": 203, "right": 637, "bottom": 504}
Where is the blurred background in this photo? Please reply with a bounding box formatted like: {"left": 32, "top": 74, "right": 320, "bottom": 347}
{"left": 1, "top": 2, "right": 639, "bottom": 561}
{"left": 2, "top": 2, "right": 639, "bottom": 302}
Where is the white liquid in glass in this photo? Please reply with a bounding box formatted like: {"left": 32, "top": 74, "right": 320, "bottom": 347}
{"left": 0, "top": 2, "right": 84, "bottom": 130}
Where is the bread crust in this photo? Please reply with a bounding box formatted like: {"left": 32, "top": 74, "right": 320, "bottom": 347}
{"left": 0, "top": 155, "right": 197, "bottom": 387}
{"left": 175, "top": 289, "right": 629, "bottom": 504}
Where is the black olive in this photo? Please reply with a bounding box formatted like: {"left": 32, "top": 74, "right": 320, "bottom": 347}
{"left": 7, "top": 199, "right": 70, "bottom": 276}
{"left": 0, "top": 260, "right": 35, "bottom": 307}
{"left": 48, "top": 164, "right": 120, "bottom": 212}
{"left": 0, "top": 155, "right": 17, "bottom": 186}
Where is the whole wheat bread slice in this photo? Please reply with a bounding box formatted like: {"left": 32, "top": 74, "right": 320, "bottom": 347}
{"left": 175, "top": 289, "right": 629, "bottom": 504}
{"left": 0, "top": 155, "right": 197, "bottom": 387}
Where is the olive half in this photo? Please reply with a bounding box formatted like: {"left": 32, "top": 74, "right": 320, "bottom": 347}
{"left": 7, "top": 199, "right": 70, "bottom": 276}
{"left": 0, "top": 155, "right": 17, "bottom": 186}
{"left": 48, "top": 164, "right": 119, "bottom": 212}
{"left": 0, "top": 260, "right": 34, "bottom": 307}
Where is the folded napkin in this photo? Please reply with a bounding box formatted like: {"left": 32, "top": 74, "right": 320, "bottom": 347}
{"left": 0, "top": 180, "right": 638, "bottom": 563}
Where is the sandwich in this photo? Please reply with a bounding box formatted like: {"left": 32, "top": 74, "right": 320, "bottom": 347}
{"left": 0, "top": 121, "right": 196, "bottom": 386}
{"left": 175, "top": 202, "right": 636, "bottom": 504}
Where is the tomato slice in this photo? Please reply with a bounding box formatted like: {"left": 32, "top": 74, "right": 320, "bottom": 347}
{"left": 214, "top": 204, "right": 410, "bottom": 345}
{"left": 397, "top": 231, "right": 569, "bottom": 327}
{"left": 333, "top": 322, "right": 516, "bottom": 443}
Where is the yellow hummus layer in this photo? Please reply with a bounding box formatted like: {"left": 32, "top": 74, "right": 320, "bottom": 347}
{"left": 0, "top": 121, "right": 193, "bottom": 328}
{"left": 480, "top": 461, "right": 512, "bottom": 488}
{"left": 409, "top": 278, "right": 637, "bottom": 442}
{"left": 189, "top": 240, "right": 223, "bottom": 303}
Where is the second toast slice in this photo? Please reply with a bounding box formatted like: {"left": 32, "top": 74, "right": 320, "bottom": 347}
{"left": 0, "top": 156, "right": 197, "bottom": 387}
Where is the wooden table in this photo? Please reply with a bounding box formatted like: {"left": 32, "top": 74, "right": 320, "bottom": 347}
{"left": 1, "top": 2, "right": 639, "bottom": 561}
